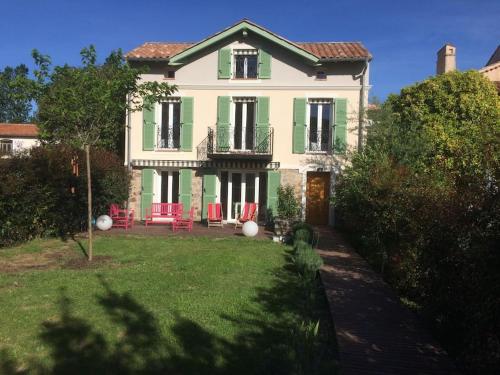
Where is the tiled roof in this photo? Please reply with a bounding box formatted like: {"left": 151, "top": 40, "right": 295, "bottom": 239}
{"left": 126, "top": 43, "right": 194, "bottom": 60}
{"left": 486, "top": 45, "right": 500, "bottom": 66}
{"left": 296, "top": 42, "right": 371, "bottom": 60}
{"left": 126, "top": 41, "right": 371, "bottom": 61}
{"left": 0, "top": 123, "right": 39, "bottom": 137}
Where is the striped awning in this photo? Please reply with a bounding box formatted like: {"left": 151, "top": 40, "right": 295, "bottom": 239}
{"left": 131, "top": 159, "right": 280, "bottom": 170}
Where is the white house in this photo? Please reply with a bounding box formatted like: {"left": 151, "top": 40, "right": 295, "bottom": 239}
{"left": 0, "top": 123, "right": 39, "bottom": 157}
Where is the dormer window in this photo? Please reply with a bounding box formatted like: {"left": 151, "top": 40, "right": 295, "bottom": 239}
{"left": 234, "top": 49, "right": 258, "bottom": 79}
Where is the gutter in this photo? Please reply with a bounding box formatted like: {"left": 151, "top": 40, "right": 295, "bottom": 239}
{"left": 358, "top": 58, "right": 369, "bottom": 151}
{"left": 126, "top": 93, "right": 132, "bottom": 211}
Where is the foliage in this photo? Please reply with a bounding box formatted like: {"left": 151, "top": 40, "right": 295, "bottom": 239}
{"left": 293, "top": 222, "right": 315, "bottom": 244}
{"left": 277, "top": 184, "right": 300, "bottom": 221}
{"left": 0, "top": 236, "right": 337, "bottom": 374}
{"left": 0, "top": 145, "right": 129, "bottom": 247}
{"left": 334, "top": 71, "right": 500, "bottom": 373}
{"left": 0, "top": 64, "right": 37, "bottom": 123}
{"left": 35, "top": 46, "right": 177, "bottom": 152}
{"left": 295, "top": 229, "right": 312, "bottom": 244}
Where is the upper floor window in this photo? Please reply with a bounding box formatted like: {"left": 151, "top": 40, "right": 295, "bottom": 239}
{"left": 0, "top": 139, "right": 13, "bottom": 155}
{"left": 316, "top": 71, "right": 327, "bottom": 80}
{"left": 158, "top": 98, "right": 181, "bottom": 149}
{"left": 234, "top": 50, "right": 258, "bottom": 79}
{"left": 307, "top": 99, "right": 332, "bottom": 153}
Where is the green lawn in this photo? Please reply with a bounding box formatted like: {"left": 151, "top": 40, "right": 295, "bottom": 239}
{"left": 0, "top": 235, "right": 337, "bottom": 374}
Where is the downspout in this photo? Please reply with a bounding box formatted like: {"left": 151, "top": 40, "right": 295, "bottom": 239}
{"left": 126, "top": 93, "right": 132, "bottom": 211}
{"left": 358, "top": 58, "right": 369, "bottom": 151}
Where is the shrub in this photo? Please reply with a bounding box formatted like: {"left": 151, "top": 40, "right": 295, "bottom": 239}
{"left": 0, "top": 145, "right": 129, "bottom": 248}
{"left": 295, "top": 243, "right": 323, "bottom": 278}
{"left": 294, "top": 229, "right": 311, "bottom": 244}
{"left": 293, "top": 223, "right": 314, "bottom": 244}
{"left": 293, "top": 240, "right": 310, "bottom": 255}
{"left": 334, "top": 71, "right": 500, "bottom": 373}
{"left": 277, "top": 184, "right": 300, "bottom": 222}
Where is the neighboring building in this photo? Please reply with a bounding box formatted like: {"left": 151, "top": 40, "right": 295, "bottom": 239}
{"left": 436, "top": 43, "right": 500, "bottom": 93}
{"left": 125, "top": 20, "right": 372, "bottom": 225}
{"left": 0, "top": 123, "right": 39, "bottom": 157}
{"left": 479, "top": 45, "right": 500, "bottom": 93}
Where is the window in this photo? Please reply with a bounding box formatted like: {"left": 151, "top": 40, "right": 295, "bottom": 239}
{"left": 316, "top": 71, "right": 327, "bottom": 80}
{"left": 158, "top": 99, "right": 181, "bottom": 149}
{"left": 307, "top": 99, "right": 332, "bottom": 152}
{"left": 165, "top": 70, "right": 175, "bottom": 79}
{"left": 0, "top": 139, "right": 13, "bottom": 155}
{"left": 232, "top": 97, "right": 256, "bottom": 150}
{"left": 160, "top": 171, "right": 179, "bottom": 203}
{"left": 234, "top": 49, "right": 258, "bottom": 79}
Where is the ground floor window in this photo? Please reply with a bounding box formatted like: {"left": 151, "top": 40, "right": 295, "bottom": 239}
{"left": 155, "top": 170, "right": 179, "bottom": 203}
{"left": 219, "top": 171, "right": 267, "bottom": 222}
{"left": 0, "top": 139, "right": 13, "bottom": 155}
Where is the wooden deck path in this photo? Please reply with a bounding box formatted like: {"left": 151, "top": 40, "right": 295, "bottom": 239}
{"left": 315, "top": 227, "right": 459, "bottom": 375}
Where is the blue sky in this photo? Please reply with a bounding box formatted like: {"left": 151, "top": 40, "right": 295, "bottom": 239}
{"left": 1, "top": 0, "right": 498, "bottom": 100}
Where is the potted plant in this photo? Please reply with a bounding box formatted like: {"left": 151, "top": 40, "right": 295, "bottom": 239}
{"left": 275, "top": 184, "right": 300, "bottom": 240}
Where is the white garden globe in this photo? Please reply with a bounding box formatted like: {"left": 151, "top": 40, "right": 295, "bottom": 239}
{"left": 242, "top": 221, "right": 258, "bottom": 237}
{"left": 96, "top": 215, "right": 113, "bottom": 231}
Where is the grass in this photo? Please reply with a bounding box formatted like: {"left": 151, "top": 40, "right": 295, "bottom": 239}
{"left": 0, "top": 235, "right": 337, "bottom": 374}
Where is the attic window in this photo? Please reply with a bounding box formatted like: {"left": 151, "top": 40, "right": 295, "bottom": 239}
{"left": 165, "top": 70, "right": 175, "bottom": 79}
{"left": 234, "top": 49, "right": 258, "bottom": 79}
{"left": 316, "top": 71, "right": 327, "bottom": 80}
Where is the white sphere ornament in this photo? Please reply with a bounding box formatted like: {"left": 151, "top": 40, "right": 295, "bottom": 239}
{"left": 96, "top": 215, "right": 113, "bottom": 231}
{"left": 242, "top": 221, "right": 258, "bottom": 237}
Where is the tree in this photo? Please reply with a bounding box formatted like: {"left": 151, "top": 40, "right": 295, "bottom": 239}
{"left": 334, "top": 71, "right": 500, "bottom": 372}
{"left": 0, "top": 64, "right": 36, "bottom": 123}
{"left": 35, "top": 46, "right": 176, "bottom": 261}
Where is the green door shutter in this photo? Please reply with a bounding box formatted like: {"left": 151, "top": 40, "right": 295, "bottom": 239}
{"left": 216, "top": 96, "right": 231, "bottom": 151}
{"left": 258, "top": 49, "right": 271, "bottom": 79}
{"left": 179, "top": 169, "right": 192, "bottom": 209}
{"left": 218, "top": 48, "right": 231, "bottom": 79}
{"left": 334, "top": 98, "right": 347, "bottom": 153}
{"left": 143, "top": 99, "right": 155, "bottom": 151}
{"left": 180, "top": 97, "right": 194, "bottom": 151}
{"left": 141, "top": 169, "right": 154, "bottom": 219}
{"left": 266, "top": 170, "right": 281, "bottom": 219}
{"left": 293, "top": 98, "right": 306, "bottom": 154}
{"left": 202, "top": 172, "right": 217, "bottom": 220}
{"left": 256, "top": 97, "right": 270, "bottom": 152}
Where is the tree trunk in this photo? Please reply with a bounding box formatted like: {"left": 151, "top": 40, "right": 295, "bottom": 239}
{"left": 85, "top": 144, "right": 93, "bottom": 261}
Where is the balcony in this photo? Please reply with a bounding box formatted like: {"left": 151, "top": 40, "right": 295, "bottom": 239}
{"left": 204, "top": 126, "right": 274, "bottom": 160}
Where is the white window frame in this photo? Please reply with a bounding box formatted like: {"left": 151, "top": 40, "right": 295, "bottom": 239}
{"left": 0, "top": 139, "right": 13, "bottom": 155}
{"left": 306, "top": 99, "right": 333, "bottom": 153}
{"left": 230, "top": 97, "right": 256, "bottom": 151}
{"left": 156, "top": 98, "right": 181, "bottom": 150}
{"left": 218, "top": 170, "right": 260, "bottom": 222}
{"left": 233, "top": 49, "right": 258, "bottom": 79}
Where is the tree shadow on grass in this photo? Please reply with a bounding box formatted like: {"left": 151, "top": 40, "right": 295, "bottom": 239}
{"left": 0, "top": 255, "right": 338, "bottom": 375}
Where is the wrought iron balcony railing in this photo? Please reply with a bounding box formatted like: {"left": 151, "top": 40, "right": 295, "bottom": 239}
{"left": 206, "top": 126, "right": 273, "bottom": 159}
{"left": 306, "top": 128, "right": 330, "bottom": 153}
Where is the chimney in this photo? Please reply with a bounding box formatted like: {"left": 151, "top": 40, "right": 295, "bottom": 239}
{"left": 437, "top": 44, "right": 456, "bottom": 75}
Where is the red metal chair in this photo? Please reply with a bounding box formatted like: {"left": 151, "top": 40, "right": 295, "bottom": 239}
{"left": 173, "top": 207, "right": 195, "bottom": 232}
{"left": 207, "top": 202, "right": 223, "bottom": 227}
{"left": 235, "top": 202, "right": 257, "bottom": 229}
{"left": 109, "top": 204, "right": 134, "bottom": 230}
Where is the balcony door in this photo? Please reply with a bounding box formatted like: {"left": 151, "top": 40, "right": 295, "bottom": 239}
{"left": 159, "top": 100, "right": 181, "bottom": 149}
{"left": 232, "top": 98, "right": 255, "bottom": 151}
{"left": 307, "top": 100, "right": 332, "bottom": 152}
{"left": 219, "top": 171, "right": 265, "bottom": 222}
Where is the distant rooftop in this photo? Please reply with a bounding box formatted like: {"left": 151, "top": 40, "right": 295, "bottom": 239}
{"left": 0, "top": 123, "right": 39, "bottom": 137}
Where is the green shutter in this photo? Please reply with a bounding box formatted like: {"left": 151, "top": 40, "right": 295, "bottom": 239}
{"left": 266, "top": 171, "right": 281, "bottom": 219}
{"left": 334, "top": 98, "right": 347, "bottom": 153}
{"left": 179, "top": 169, "right": 192, "bottom": 209}
{"left": 142, "top": 99, "right": 155, "bottom": 151}
{"left": 293, "top": 98, "right": 306, "bottom": 154}
{"left": 180, "top": 97, "right": 194, "bottom": 151}
{"left": 141, "top": 169, "right": 154, "bottom": 219}
{"left": 258, "top": 49, "right": 271, "bottom": 79}
{"left": 218, "top": 48, "right": 231, "bottom": 79}
{"left": 216, "top": 96, "right": 231, "bottom": 151}
{"left": 202, "top": 172, "right": 217, "bottom": 220}
{"left": 256, "top": 97, "right": 270, "bottom": 152}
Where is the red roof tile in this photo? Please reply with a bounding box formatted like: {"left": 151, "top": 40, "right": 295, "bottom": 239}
{"left": 0, "top": 123, "right": 39, "bottom": 137}
{"left": 126, "top": 41, "right": 371, "bottom": 61}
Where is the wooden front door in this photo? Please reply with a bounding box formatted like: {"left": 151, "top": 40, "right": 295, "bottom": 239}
{"left": 306, "top": 172, "right": 330, "bottom": 225}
